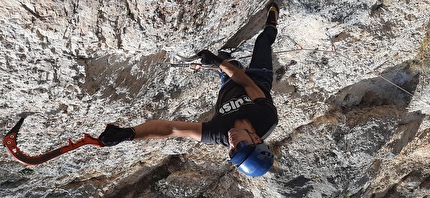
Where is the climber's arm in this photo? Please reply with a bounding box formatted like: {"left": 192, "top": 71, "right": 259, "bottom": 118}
{"left": 132, "top": 120, "right": 202, "bottom": 141}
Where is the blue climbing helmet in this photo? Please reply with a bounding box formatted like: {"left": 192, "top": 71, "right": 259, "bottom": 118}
{"left": 229, "top": 142, "right": 274, "bottom": 177}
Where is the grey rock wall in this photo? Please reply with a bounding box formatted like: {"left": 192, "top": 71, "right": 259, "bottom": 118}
{"left": 1, "top": 0, "right": 429, "bottom": 197}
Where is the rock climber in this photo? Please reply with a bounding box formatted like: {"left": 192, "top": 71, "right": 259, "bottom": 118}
{"left": 98, "top": 2, "right": 280, "bottom": 177}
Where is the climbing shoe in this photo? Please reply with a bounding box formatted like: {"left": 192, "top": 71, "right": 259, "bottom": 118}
{"left": 266, "top": 3, "right": 279, "bottom": 26}
{"left": 98, "top": 124, "right": 136, "bottom": 146}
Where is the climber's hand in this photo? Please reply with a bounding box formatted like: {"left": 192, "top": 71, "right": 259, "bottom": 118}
{"left": 197, "top": 50, "right": 223, "bottom": 67}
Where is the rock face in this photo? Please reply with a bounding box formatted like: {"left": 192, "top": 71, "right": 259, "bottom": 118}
{"left": 1, "top": 0, "right": 429, "bottom": 197}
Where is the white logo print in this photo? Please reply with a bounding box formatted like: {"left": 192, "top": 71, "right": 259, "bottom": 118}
{"left": 219, "top": 95, "right": 252, "bottom": 115}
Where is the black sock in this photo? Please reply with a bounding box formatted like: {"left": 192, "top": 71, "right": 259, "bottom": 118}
{"left": 99, "top": 125, "right": 136, "bottom": 146}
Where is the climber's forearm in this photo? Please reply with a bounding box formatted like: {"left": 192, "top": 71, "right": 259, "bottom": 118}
{"left": 132, "top": 120, "right": 202, "bottom": 141}
{"left": 219, "top": 60, "right": 266, "bottom": 100}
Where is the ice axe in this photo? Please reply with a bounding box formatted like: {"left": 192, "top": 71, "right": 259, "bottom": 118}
{"left": 2, "top": 117, "right": 104, "bottom": 165}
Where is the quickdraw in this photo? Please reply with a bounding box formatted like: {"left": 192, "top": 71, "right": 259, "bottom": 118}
{"left": 167, "top": 51, "right": 200, "bottom": 63}
{"left": 167, "top": 51, "right": 219, "bottom": 72}
{"left": 168, "top": 63, "right": 219, "bottom": 72}
{"left": 2, "top": 117, "right": 104, "bottom": 165}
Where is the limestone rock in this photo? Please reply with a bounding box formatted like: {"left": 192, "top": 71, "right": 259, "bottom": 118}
{"left": 0, "top": 0, "right": 429, "bottom": 197}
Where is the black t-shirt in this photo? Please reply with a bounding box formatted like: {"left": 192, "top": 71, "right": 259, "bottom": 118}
{"left": 201, "top": 79, "right": 278, "bottom": 147}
